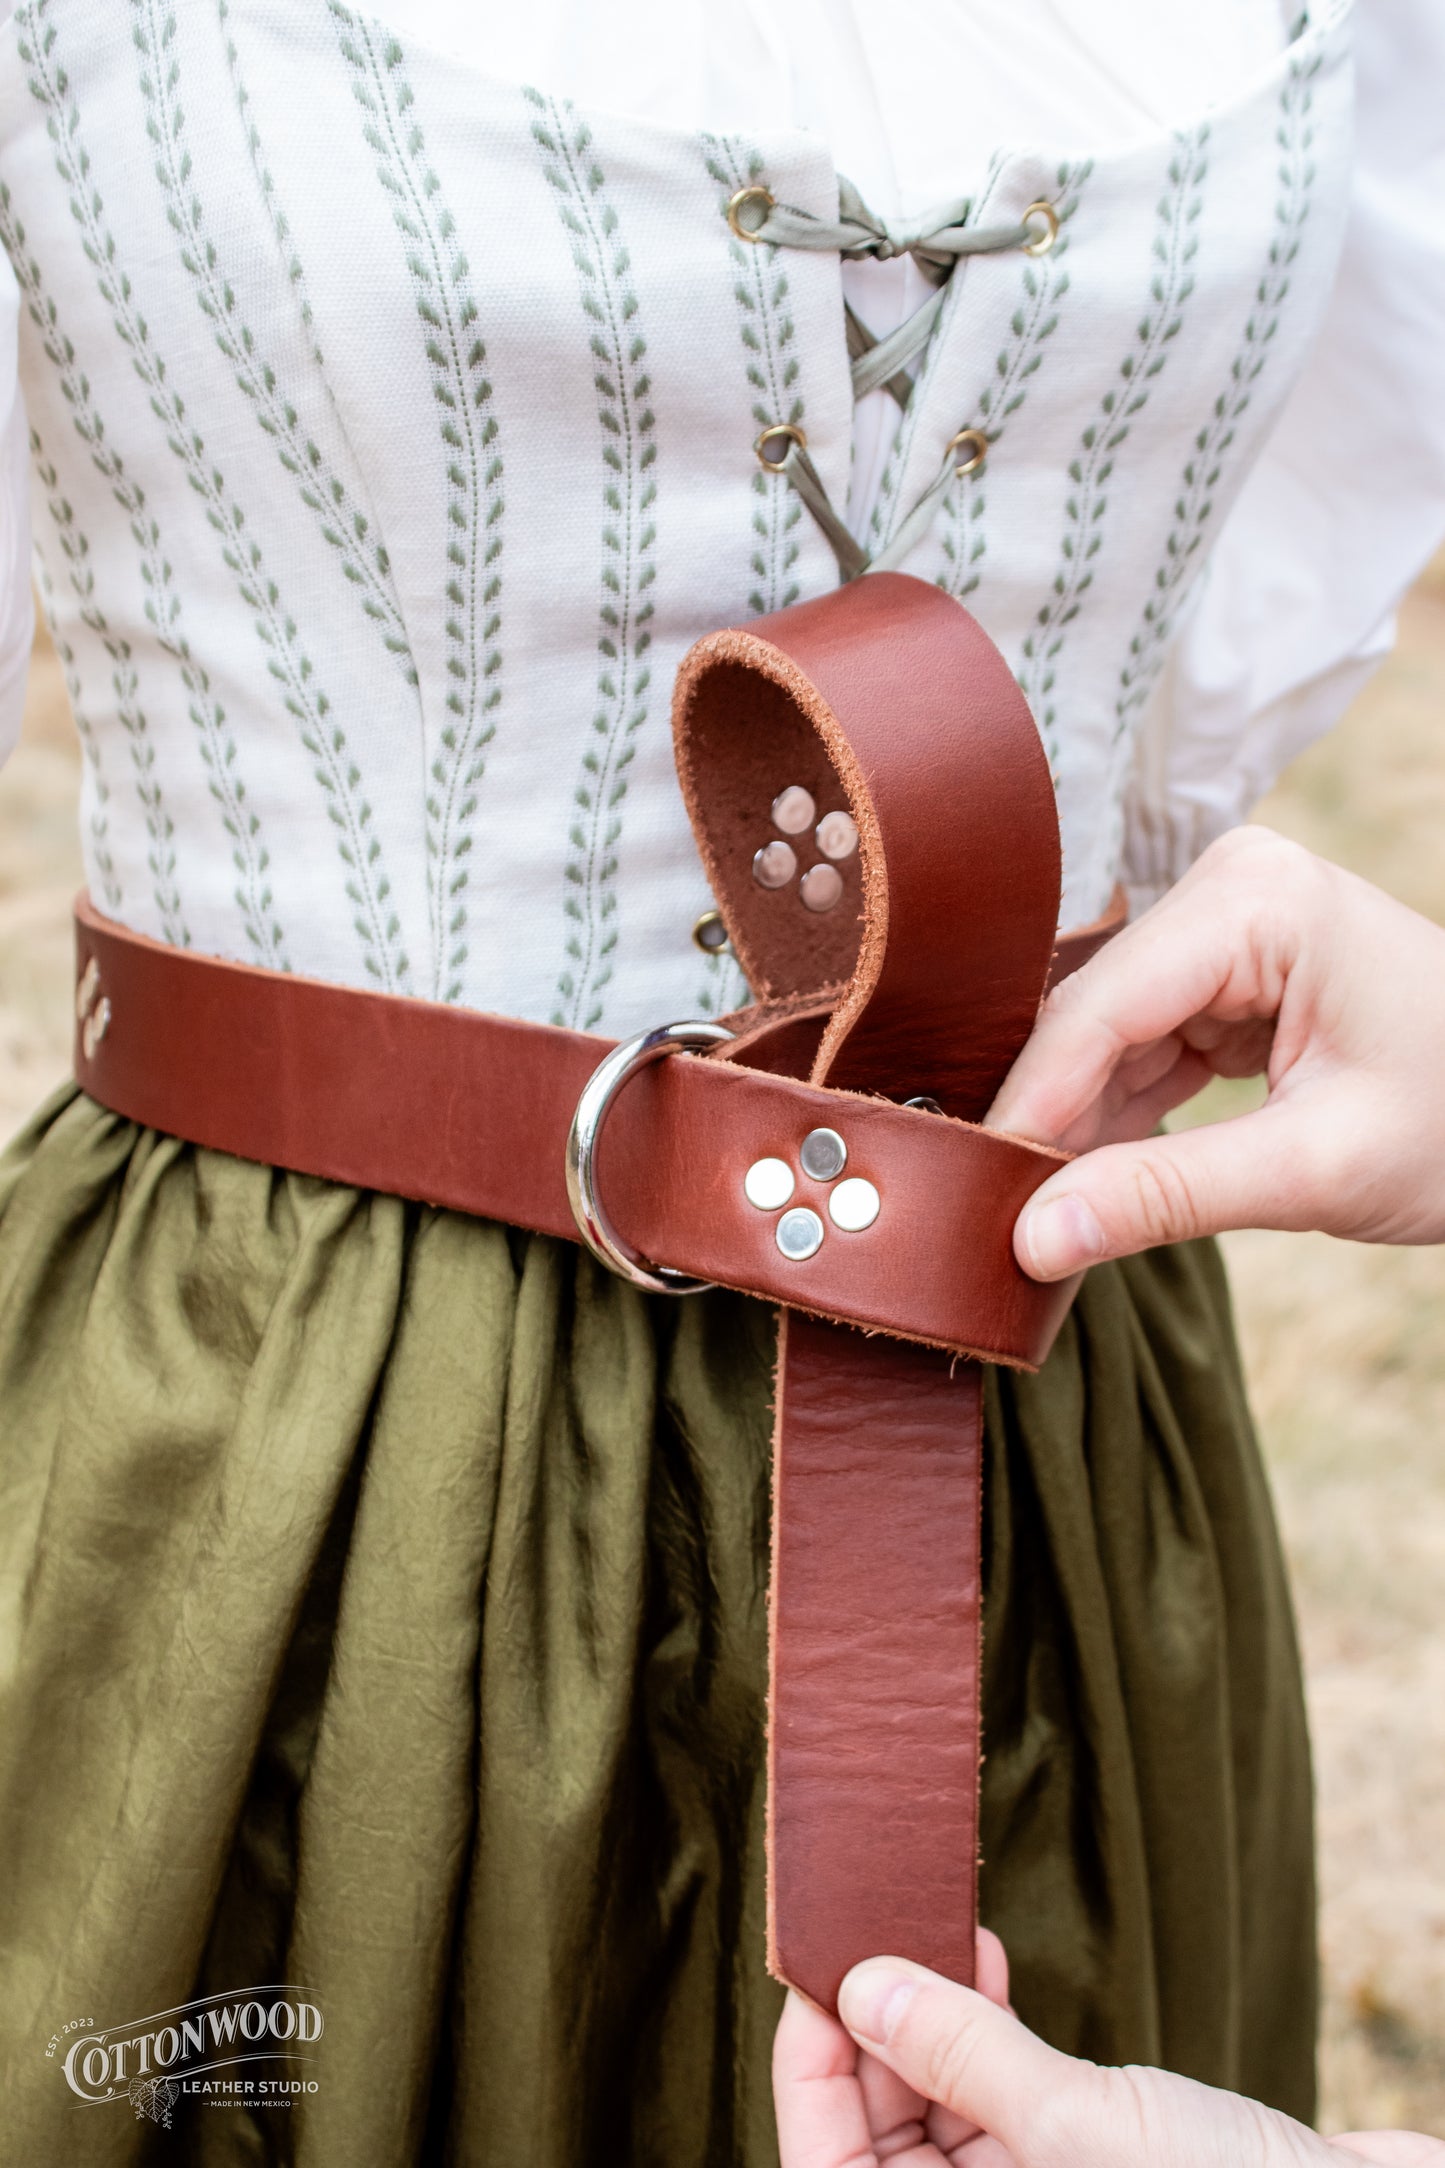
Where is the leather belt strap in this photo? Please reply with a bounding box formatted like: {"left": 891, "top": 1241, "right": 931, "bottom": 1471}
{"left": 70, "top": 572, "right": 1116, "bottom": 2013}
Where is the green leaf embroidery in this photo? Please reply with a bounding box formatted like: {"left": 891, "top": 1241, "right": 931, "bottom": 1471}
{"left": 0, "top": 181, "right": 283, "bottom": 962}
{"left": 17, "top": 0, "right": 407, "bottom": 988}
{"left": 330, "top": 6, "right": 505, "bottom": 1003}
{"left": 31, "top": 435, "right": 187, "bottom": 943}
{"left": 693, "top": 131, "right": 807, "bottom": 1015}
{"left": 138, "top": 0, "right": 416, "bottom": 686}
{"left": 1111, "top": 46, "right": 1324, "bottom": 769}
{"left": 934, "top": 160, "right": 1090, "bottom": 603}
{"left": 32, "top": 551, "right": 122, "bottom": 912}
{"left": 1018, "top": 130, "right": 1208, "bottom": 762}
{"left": 528, "top": 87, "right": 656, "bottom": 1035}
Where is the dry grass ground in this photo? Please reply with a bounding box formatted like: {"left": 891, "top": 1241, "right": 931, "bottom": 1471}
{"left": 2, "top": 580, "right": 1443, "bottom": 2135}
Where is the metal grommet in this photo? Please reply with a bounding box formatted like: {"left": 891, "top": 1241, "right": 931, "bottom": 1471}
{"left": 947, "top": 428, "right": 988, "bottom": 478}
{"left": 1022, "top": 200, "right": 1059, "bottom": 256}
{"left": 692, "top": 909, "right": 730, "bottom": 956}
{"left": 727, "top": 184, "right": 775, "bottom": 241}
{"left": 755, "top": 422, "right": 805, "bottom": 470}
{"left": 800, "top": 1127, "right": 848, "bottom": 1182}
{"left": 565, "top": 1019, "right": 736, "bottom": 1295}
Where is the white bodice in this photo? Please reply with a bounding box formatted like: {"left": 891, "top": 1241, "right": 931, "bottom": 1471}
{"left": 0, "top": 0, "right": 1406, "bottom": 1031}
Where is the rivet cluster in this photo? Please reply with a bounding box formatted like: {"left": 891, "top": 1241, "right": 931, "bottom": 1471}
{"left": 751, "top": 786, "right": 858, "bottom": 915}
{"left": 744, "top": 1125, "right": 881, "bottom": 1262}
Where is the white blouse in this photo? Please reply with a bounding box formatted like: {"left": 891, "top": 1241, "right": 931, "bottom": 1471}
{"left": 0, "top": 0, "right": 1442, "bottom": 956}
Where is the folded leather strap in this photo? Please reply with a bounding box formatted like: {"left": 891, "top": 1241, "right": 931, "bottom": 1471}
{"left": 71, "top": 571, "right": 1114, "bottom": 2013}
{"left": 670, "top": 574, "right": 1075, "bottom": 2011}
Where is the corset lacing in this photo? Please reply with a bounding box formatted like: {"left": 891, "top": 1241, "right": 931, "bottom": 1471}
{"left": 731, "top": 178, "right": 1058, "bottom": 579}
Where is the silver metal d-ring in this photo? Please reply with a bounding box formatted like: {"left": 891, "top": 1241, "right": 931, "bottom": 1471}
{"left": 565, "top": 1019, "right": 736, "bottom": 1295}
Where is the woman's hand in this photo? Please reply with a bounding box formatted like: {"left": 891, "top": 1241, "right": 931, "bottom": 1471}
{"left": 774, "top": 1950, "right": 1445, "bottom": 2168}
{"left": 987, "top": 827, "right": 1445, "bottom": 1280}
{"left": 772, "top": 1931, "right": 1014, "bottom": 2167}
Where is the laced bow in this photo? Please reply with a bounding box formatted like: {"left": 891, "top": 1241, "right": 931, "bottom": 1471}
{"left": 732, "top": 179, "right": 1058, "bottom": 578}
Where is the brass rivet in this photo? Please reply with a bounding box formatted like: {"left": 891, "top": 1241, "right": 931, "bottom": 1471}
{"left": 692, "top": 909, "right": 730, "bottom": 955}
{"left": 727, "top": 184, "right": 775, "bottom": 241}
{"left": 755, "top": 422, "right": 806, "bottom": 470}
{"left": 1022, "top": 200, "right": 1060, "bottom": 256}
{"left": 948, "top": 427, "right": 988, "bottom": 478}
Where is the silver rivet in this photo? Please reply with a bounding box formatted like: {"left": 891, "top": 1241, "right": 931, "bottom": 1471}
{"left": 799, "top": 1127, "right": 847, "bottom": 1181}
{"left": 828, "top": 1177, "right": 880, "bottom": 1232}
{"left": 776, "top": 1207, "right": 824, "bottom": 1261}
{"left": 753, "top": 840, "right": 797, "bottom": 890}
{"left": 692, "top": 909, "right": 730, "bottom": 955}
{"left": 815, "top": 810, "right": 858, "bottom": 861}
{"left": 76, "top": 956, "right": 100, "bottom": 1023}
{"left": 904, "top": 1094, "right": 944, "bottom": 1116}
{"left": 744, "top": 1156, "right": 795, "bottom": 1211}
{"left": 800, "top": 863, "right": 844, "bottom": 913}
{"left": 771, "top": 785, "right": 816, "bottom": 835}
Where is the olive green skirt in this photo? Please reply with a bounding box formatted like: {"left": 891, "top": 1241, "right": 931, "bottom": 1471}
{"left": 0, "top": 1089, "right": 1315, "bottom": 2166}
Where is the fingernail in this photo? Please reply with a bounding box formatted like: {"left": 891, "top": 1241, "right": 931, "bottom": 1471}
{"left": 1020, "top": 1193, "right": 1106, "bottom": 1280}
{"left": 838, "top": 1963, "right": 918, "bottom": 2047}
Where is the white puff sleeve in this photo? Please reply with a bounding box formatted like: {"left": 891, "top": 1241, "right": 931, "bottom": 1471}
{"left": 0, "top": 242, "right": 31, "bottom": 768}
{"left": 1121, "top": 0, "right": 1445, "bottom": 906}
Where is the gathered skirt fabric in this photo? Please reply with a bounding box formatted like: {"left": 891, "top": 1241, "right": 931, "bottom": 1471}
{"left": 0, "top": 1089, "right": 1316, "bottom": 2166}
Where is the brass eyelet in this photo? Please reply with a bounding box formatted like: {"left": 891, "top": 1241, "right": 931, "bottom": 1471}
{"left": 727, "top": 185, "right": 775, "bottom": 241}
{"left": 755, "top": 422, "right": 806, "bottom": 470}
{"left": 1021, "top": 200, "right": 1060, "bottom": 256}
{"left": 692, "top": 909, "right": 731, "bottom": 956}
{"left": 947, "top": 428, "right": 988, "bottom": 478}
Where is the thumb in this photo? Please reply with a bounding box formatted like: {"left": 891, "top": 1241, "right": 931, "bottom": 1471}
{"left": 1014, "top": 1107, "right": 1311, "bottom": 1280}
{"left": 837, "top": 1958, "right": 1096, "bottom": 2163}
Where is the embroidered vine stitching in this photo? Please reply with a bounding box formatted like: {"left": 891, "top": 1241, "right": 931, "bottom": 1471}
{"left": 935, "top": 161, "right": 1089, "bottom": 602}
{"left": 31, "top": 436, "right": 186, "bottom": 942}
{"left": 18, "top": 0, "right": 406, "bottom": 986}
{"left": 32, "top": 550, "right": 122, "bottom": 911}
{"left": 696, "top": 131, "right": 799, "bottom": 1014}
{"left": 332, "top": 8, "right": 505, "bottom": 1004}
{"left": 135, "top": 0, "right": 415, "bottom": 687}
{"left": 217, "top": 0, "right": 322, "bottom": 369}
{"left": 703, "top": 136, "right": 804, "bottom": 617}
{"left": 528, "top": 86, "right": 657, "bottom": 1033}
{"left": 1018, "top": 129, "right": 1208, "bottom": 761}
{"left": 0, "top": 181, "right": 283, "bottom": 963}
{"left": 1110, "top": 47, "right": 1323, "bottom": 779}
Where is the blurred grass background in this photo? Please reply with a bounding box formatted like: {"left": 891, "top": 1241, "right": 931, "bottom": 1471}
{"left": 2, "top": 575, "right": 1443, "bottom": 2133}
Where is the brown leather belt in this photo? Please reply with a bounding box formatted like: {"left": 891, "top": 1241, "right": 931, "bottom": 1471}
{"left": 70, "top": 572, "right": 1117, "bottom": 2013}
